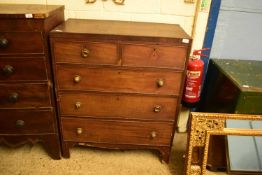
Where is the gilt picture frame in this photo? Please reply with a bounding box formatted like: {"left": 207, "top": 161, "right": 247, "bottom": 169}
{"left": 184, "top": 112, "right": 262, "bottom": 175}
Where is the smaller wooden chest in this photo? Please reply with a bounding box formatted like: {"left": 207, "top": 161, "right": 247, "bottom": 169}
{"left": 0, "top": 4, "right": 64, "bottom": 159}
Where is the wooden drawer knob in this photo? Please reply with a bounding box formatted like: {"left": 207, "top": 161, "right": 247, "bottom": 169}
{"left": 0, "top": 38, "right": 8, "bottom": 48}
{"left": 81, "top": 48, "right": 90, "bottom": 58}
{"left": 74, "top": 75, "right": 81, "bottom": 83}
{"left": 9, "top": 92, "right": 18, "bottom": 103}
{"left": 75, "top": 102, "right": 81, "bottom": 109}
{"left": 153, "top": 105, "right": 161, "bottom": 113}
{"left": 16, "top": 120, "right": 25, "bottom": 128}
{"left": 156, "top": 79, "right": 164, "bottom": 87}
{"left": 2, "top": 65, "right": 14, "bottom": 76}
{"left": 76, "top": 128, "right": 83, "bottom": 135}
{"left": 151, "top": 131, "right": 157, "bottom": 139}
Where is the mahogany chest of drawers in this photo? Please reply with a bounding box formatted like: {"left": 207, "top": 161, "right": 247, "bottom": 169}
{"left": 0, "top": 4, "right": 64, "bottom": 159}
{"left": 50, "top": 19, "right": 191, "bottom": 162}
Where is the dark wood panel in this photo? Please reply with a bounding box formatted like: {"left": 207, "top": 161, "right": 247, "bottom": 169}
{"left": 56, "top": 65, "right": 182, "bottom": 95}
{"left": 59, "top": 92, "right": 177, "bottom": 121}
{"left": 54, "top": 41, "right": 119, "bottom": 65}
{"left": 0, "top": 19, "right": 43, "bottom": 32}
{"left": 0, "top": 83, "right": 51, "bottom": 108}
{"left": 0, "top": 32, "right": 44, "bottom": 55}
{"left": 0, "top": 109, "right": 55, "bottom": 134}
{"left": 122, "top": 43, "right": 187, "bottom": 69}
{"left": 62, "top": 117, "right": 173, "bottom": 146}
{"left": 0, "top": 57, "right": 47, "bottom": 81}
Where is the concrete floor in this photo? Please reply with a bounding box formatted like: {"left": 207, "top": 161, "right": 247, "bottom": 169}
{"left": 0, "top": 133, "right": 226, "bottom": 175}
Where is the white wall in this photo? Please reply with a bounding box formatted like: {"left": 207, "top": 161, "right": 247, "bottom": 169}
{"left": 0, "top": 0, "right": 211, "bottom": 52}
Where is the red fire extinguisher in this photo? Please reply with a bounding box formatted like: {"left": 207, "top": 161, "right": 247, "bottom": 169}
{"left": 182, "top": 48, "right": 209, "bottom": 108}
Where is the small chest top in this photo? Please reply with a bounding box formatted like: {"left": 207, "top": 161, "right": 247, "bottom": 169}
{"left": 0, "top": 4, "right": 64, "bottom": 19}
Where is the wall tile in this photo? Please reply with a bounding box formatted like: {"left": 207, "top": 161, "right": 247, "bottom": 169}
{"left": 103, "top": 0, "right": 160, "bottom": 13}
{"left": 161, "top": 0, "right": 196, "bottom": 16}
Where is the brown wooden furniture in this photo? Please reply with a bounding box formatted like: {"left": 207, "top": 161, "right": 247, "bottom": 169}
{"left": 50, "top": 19, "right": 191, "bottom": 162}
{"left": 0, "top": 4, "right": 64, "bottom": 159}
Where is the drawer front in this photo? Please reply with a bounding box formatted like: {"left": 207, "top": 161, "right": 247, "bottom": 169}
{"left": 0, "top": 110, "right": 55, "bottom": 134}
{"left": 62, "top": 117, "right": 173, "bottom": 146}
{"left": 0, "top": 19, "right": 42, "bottom": 32}
{"left": 0, "top": 58, "right": 47, "bottom": 81}
{"left": 0, "top": 83, "right": 51, "bottom": 108}
{"left": 122, "top": 43, "right": 187, "bottom": 69}
{"left": 59, "top": 93, "right": 177, "bottom": 121}
{"left": 53, "top": 41, "right": 118, "bottom": 65}
{"left": 56, "top": 66, "right": 182, "bottom": 95}
{"left": 0, "top": 32, "right": 44, "bottom": 55}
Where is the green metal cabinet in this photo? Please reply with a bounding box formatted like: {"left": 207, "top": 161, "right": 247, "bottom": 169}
{"left": 201, "top": 59, "right": 262, "bottom": 114}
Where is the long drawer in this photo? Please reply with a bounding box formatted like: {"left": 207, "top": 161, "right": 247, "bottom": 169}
{"left": 0, "top": 109, "right": 55, "bottom": 134}
{"left": 59, "top": 92, "right": 177, "bottom": 121}
{"left": 0, "top": 83, "right": 51, "bottom": 108}
{"left": 122, "top": 43, "right": 187, "bottom": 69}
{"left": 0, "top": 32, "right": 44, "bottom": 55}
{"left": 56, "top": 65, "right": 182, "bottom": 95}
{"left": 0, "top": 57, "right": 47, "bottom": 81}
{"left": 53, "top": 41, "right": 118, "bottom": 65}
{"left": 62, "top": 117, "right": 173, "bottom": 146}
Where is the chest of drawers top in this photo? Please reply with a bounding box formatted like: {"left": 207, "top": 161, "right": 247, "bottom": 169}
{"left": 51, "top": 19, "right": 190, "bottom": 42}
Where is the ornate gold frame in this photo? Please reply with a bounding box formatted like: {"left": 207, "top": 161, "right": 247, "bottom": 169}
{"left": 184, "top": 112, "right": 262, "bottom": 175}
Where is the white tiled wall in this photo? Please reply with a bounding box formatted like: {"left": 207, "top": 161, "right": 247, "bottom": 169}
{"left": 0, "top": 0, "right": 210, "bottom": 52}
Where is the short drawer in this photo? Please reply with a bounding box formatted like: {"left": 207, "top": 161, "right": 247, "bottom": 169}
{"left": 0, "top": 32, "right": 44, "bottom": 55}
{"left": 56, "top": 65, "right": 183, "bottom": 95}
{"left": 53, "top": 41, "right": 118, "bottom": 65}
{"left": 122, "top": 43, "right": 187, "bottom": 69}
{"left": 0, "top": 109, "right": 55, "bottom": 134}
{"left": 0, "top": 58, "right": 47, "bottom": 81}
{"left": 59, "top": 93, "right": 178, "bottom": 121}
{"left": 62, "top": 117, "right": 173, "bottom": 146}
{"left": 0, "top": 83, "right": 51, "bottom": 108}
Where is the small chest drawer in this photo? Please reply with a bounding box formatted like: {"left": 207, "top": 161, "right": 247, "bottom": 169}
{"left": 53, "top": 41, "right": 118, "bottom": 65}
{"left": 0, "top": 110, "right": 55, "bottom": 134}
{"left": 59, "top": 93, "right": 177, "bottom": 121}
{"left": 62, "top": 117, "right": 173, "bottom": 146}
{"left": 0, "top": 83, "right": 51, "bottom": 108}
{"left": 0, "top": 58, "right": 47, "bottom": 81}
{"left": 56, "top": 65, "right": 182, "bottom": 95}
{"left": 0, "top": 32, "right": 44, "bottom": 55}
{"left": 122, "top": 43, "right": 187, "bottom": 69}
